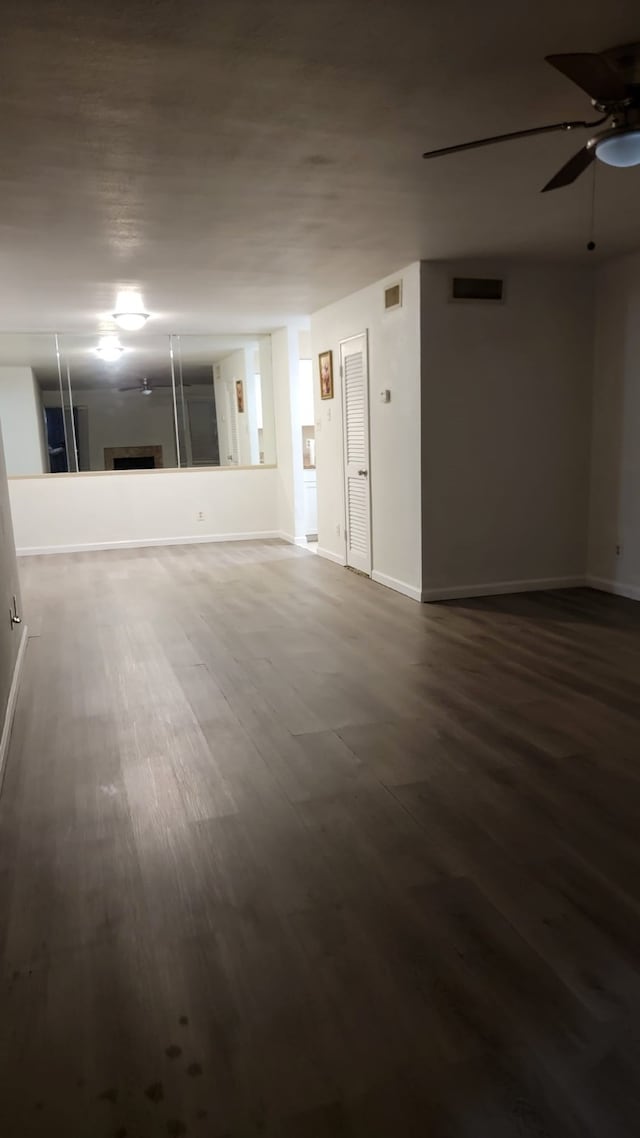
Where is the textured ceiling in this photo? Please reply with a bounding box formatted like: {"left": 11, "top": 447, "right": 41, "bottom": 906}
{"left": 1, "top": 0, "right": 640, "bottom": 334}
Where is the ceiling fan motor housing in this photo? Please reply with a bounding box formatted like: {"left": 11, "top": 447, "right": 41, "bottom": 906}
{"left": 590, "top": 107, "right": 640, "bottom": 167}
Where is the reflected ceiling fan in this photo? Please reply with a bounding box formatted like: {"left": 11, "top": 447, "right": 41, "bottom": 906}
{"left": 422, "top": 45, "right": 640, "bottom": 191}
{"left": 119, "top": 376, "right": 154, "bottom": 396}
{"left": 118, "top": 375, "right": 192, "bottom": 395}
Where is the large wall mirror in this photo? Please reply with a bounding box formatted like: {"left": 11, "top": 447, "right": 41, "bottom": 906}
{"left": 0, "top": 332, "right": 276, "bottom": 475}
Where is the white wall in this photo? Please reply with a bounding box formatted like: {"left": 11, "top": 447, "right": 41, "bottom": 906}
{"left": 0, "top": 366, "right": 46, "bottom": 475}
{"left": 299, "top": 359, "right": 314, "bottom": 426}
{"left": 259, "top": 338, "right": 277, "bottom": 465}
{"left": 0, "top": 425, "right": 24, "bottom": 760}
{"left": 588, "top": 250, "right": 640, "bottom": 599}
{"left": 311, "top": 262, "right": 422, "bottom": 598}
{"left": 9, "top": 467, "right": 279, "bottom": 554}
{"left": 272, "top": 324, "right": 307, "bottom": 543}
{"left": 35, "top": 379, "right": 48, "bottom": 471}
{"left": 421, "top": 262, "right": 594, "bottom": 598}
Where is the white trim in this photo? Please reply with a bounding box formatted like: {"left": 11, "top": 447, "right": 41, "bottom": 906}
{"left": 8, "top": 464, "right": 278, "bottom": 480}
{"left": 421, "top": 575, "right": 585, "bottom": 602}
{"left": 16, "top": 531, "right": 281, "bottom": 557}
{"left": 371, "top": 570, "right": 422, "bottom": 602}
{"left": 586, "top": 575, "right": 640, "bottom": 602}
{"left": 0, "top": 625, "right": 28, "bottom": 791}
{"left": 277, "top": 531, "right": 310, "bottom": 548}
{"left": 317, "top": 546, "right": 346, "bottom": 566}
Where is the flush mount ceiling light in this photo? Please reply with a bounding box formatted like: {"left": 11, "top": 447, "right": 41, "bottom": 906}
{"left": 95, "top": 335, "right": 124, "bottom": 362}
{"left": 113, "top": 290, "right": 150, "bottom": 331}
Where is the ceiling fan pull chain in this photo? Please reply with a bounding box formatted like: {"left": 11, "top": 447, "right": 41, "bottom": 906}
{"left": 587, "top": 162, "right": 597, "bottom": 251}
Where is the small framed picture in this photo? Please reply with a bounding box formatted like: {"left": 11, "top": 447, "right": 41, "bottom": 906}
{"left": 319, "top": 350, "right": 334, "bottom": 400}
{"left": 235, "top": 379, "right": 245, "bottom": 413}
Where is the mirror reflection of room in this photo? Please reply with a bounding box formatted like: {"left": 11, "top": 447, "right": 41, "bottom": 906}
{"left": 172, "top": 335, "right": 276, "bottom": 469}
{"left": 0, "top": 332, "right": 276, "bottom": 475}
{"left": 50, "top": 334, "right": 178, "bottom": 472}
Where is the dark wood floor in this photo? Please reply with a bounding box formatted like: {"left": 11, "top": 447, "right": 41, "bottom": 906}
{"left": 2, "top": 540, "right": 640, "bottom": 1136}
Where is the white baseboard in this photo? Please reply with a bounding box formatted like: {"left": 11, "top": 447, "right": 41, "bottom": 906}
{"left": 317, "top": 546, "right": 346, "bottom": 566}
{"left": 421, "top": 575, "right": 585, "bottom": 602}
{"left": 0, "top": 625, "right": 28, "bottom": 792}
{"left": 277, "top": 531, "right": 311, "bottom": 548}
{"left": 371, "top": 570, "right": 422, "bottom": 602}
{"left": 16, "top": 531, "right": 281, "bottom": 556}
{"left": 586, "top": 575, "right": 640, "bottom": 602}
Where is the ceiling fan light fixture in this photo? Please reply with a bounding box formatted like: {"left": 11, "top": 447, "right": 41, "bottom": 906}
{"left": 595, "top": 128, "right": 640, "bottom": 167}
{"left": 113, "top": 290, "right": 150, "bottom": 331}
{"left": 95, "top": 334, "right": 124, "bottom": 362}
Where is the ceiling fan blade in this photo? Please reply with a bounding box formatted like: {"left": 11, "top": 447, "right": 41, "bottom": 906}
{"left": 423, "top": 119, "right": 596, "bottom": 160}
{"left": 541, "top": 144, "right": 595, "bottom": 192}
{"left": 545, "top": 53, "right": 628, "bottom": 102}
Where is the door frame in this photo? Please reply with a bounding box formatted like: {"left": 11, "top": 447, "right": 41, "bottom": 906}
{"left": 339, "top": 331, "right": 372, "bottom": 574}
{"left": 222, "top": 378, "right": 240, "bottom": 465}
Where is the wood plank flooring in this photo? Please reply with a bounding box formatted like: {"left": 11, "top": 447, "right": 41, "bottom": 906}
{"left": 2, "top": 540, "right": 640, "bottom": 1136}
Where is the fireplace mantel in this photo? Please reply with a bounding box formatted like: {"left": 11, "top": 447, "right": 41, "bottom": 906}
{"left": 104, "top": 446, "right": 164, "bottom": 471}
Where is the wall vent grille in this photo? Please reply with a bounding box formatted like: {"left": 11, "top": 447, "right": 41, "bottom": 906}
{"left": 451, "top": 277, "right": 504, "bottom": 302}
{"left": 384, "top": 282, "right": 402, "bottom": 310}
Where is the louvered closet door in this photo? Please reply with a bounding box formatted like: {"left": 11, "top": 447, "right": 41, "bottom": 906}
{"left": 341, "top": 333, "right": 371, "bottom": 574}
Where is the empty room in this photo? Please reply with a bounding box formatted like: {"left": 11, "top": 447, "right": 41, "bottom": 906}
{"left": 2, "top": 2, "right": 640, "bottom": 1135}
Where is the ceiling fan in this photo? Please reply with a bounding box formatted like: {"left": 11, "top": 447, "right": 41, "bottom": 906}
{"left": 422, "top": 45, "right": 640, "bottom": 191}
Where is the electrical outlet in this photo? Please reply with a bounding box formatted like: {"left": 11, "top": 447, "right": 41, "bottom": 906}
{"left": 197, "top": 510, "right": 205, "bottom": 522}
{"left": 616, "top": 543, "right": 623, "bottom": 556}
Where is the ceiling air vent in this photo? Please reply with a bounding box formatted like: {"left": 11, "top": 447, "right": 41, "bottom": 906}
{"left": 451, "top": 277, "right": 504, "bottom": 302}
{"left": 384, "top": 281, "right": 402, "bottom": 310}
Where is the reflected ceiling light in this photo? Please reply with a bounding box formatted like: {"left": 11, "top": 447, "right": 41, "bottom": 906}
{"left": 113, "top": 290, "right": 150, "bottom": 331}
{"left": 95, "top": 334, "right": 124, "bottom": 362}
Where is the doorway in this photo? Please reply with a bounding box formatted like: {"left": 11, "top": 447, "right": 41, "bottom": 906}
{"left": 44, "top": 406, "right": 78, "bottom": 473}
{"left": 299, "top": 357, "right": 318, "bottom": 542}
{"left": 222, "top": 380, "right": 240, "bottom": 464}
{"left": 340, "top": 333, "right": 371, "bottom": 575}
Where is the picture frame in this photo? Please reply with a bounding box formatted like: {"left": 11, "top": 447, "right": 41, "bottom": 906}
{"left": 319, "top": 350, "right": 334, "bottom": 400}
{"left": 235, "top": 379, "right": 245, "bottom": 413}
